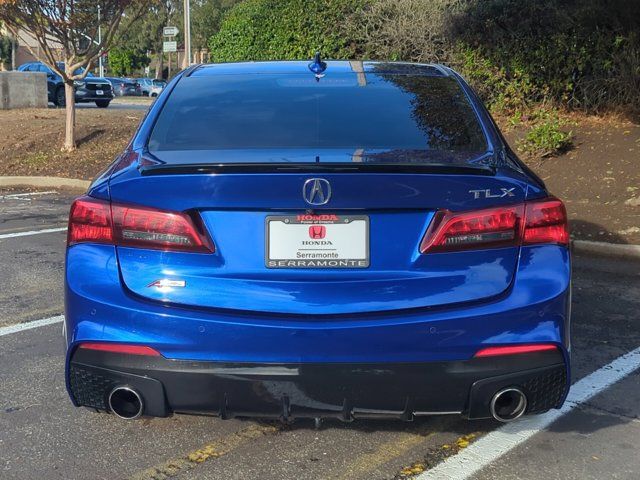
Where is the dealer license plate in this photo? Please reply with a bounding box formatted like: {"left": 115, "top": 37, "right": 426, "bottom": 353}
{"left": 266, "top": 214, "right": 369, "bottom": 269}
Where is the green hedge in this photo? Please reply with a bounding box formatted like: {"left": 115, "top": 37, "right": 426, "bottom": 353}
{"left": 209, "top": 0, "right": 365, "bottom": 62}
{"left": 447, "top": 0, "right": 640, "bottom": 113}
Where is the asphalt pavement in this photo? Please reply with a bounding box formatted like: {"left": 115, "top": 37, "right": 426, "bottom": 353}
{"left": 1, "top": 188, "right": 639, "bottom": 480}
{"left": 48, "top": 97, "right": 152, "bottom": 111}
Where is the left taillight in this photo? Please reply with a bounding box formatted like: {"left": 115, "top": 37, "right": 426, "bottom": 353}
{"left": 420, "top": 197, "right": 569, "bottom": 254}
{"left": 67, "top": 197, "right": 113, "bottom": 245}
{"left": 67, "top": 196, "right": 214, "bottom": 253}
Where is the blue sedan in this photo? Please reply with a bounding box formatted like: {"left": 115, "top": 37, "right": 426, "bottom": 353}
{"left": 64, "top": 59, "right": 571, "bottom": 423}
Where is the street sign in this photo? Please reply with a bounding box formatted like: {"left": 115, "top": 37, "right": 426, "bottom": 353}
{"left": 163, "top": 41, "right": 177, "bottom": 53}
{"left": 163, "top": 26, "right": 179, "bottom": 37}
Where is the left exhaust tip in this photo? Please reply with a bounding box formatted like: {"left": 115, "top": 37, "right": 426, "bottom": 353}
{"left": 108, "top": 386, "right": 144, "bottom": 420}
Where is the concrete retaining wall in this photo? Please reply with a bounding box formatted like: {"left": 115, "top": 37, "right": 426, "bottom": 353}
{"left": 0, "top": 72, "right": 48, "bottom": 109}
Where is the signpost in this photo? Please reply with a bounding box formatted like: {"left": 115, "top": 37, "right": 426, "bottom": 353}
{"left": 163, "top": 27, "right": 179, "bottom": 78}
{"left": 163, "top": 26, "right": 179, "bottom": 37}
{"left": 163, "top": 41, "right": 177, "bottom": 53}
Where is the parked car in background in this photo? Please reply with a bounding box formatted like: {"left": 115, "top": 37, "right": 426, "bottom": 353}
{"left": 149, "top": 79, "right": 167, "bottom": 97}
{"left": 136, "top": 78, "right": 154, "bottom": 96}
{"left": 18, "top": 61, "right": 113, "bottom": 108}
{"left": 105, "top": 77, "right": 141, "bottom": 97}
{"left": 122, "top": 78, "right": 142, "bottom": 96}
{"left": 105, "top": 77, "right": 126, "bottom": 97}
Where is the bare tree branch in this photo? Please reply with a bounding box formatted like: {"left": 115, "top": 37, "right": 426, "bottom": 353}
{"left": 0, "top": 0, "right": 154, "bottom": 149}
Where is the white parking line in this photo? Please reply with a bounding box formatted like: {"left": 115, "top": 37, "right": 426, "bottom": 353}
{"left": 0, "top": 315, "right": 64, "bottom": 337}
{"left": 0, "top": 191, "right": 58, "bottom": 200}
{"left": 418, "top": 346, "right": 640, "bottom": 480}
{"left": 0, "top": 227, "right": 67, "bottom": 239}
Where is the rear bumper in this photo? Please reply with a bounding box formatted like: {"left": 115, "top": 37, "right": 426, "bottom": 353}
{"left": 69, "top": 348, "right": 567, "bottom": 420}
{"left": 75, "top": 89, "right": 114, "bottom": 102}
{"left": 65, "top": 243, "right": 571, "bottom": 419}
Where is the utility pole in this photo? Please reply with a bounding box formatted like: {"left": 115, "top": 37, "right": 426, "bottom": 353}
{"left": 98, "top": 5, "right": 104, "bottom": 77}
{"left": 182, "top": 0, "right": 191, "bottom": 68}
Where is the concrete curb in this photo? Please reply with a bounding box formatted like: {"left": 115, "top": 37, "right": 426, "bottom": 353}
{"left": 573, "top": 240, "right": 640, "bottom": 259}
{"left": 0, "top": 176, "right": 90, "bottom": 190}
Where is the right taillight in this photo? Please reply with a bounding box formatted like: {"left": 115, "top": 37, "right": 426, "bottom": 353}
{"left": 522, "top": 198, "right": 569, "bottom": 245}
{"left": 420, "top": 197, "right": 568, "bottom": 254}
{"left": 67, "top": 196, "right": 214, "bottom": 253}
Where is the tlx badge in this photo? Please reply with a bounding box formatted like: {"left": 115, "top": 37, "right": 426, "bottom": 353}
{"left": 468, "top": 188, "right": 516, "bottom": 199}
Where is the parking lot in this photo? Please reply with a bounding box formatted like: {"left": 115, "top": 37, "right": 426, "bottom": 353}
{"left": 1, "top": 188, "right": 639, "bottom": 480}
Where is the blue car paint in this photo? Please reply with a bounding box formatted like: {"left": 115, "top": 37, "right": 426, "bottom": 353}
{"left": 65, "top": 61, "right": 571, "bottom": 412}
{"left": 65, "top": 243, "right": 569, "bottom": 362}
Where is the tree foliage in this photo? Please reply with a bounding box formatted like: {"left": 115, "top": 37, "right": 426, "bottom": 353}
{"left": 108, "top": 46, "right": 149, "bottom": 76}
{"left": 0, "top": 32, "right": 11, "bottom": 67}
{"left": 183, "top": 0, "right": 239, "bottom": 52}
{"left": 113, "top": 0, "right": 237, "bottom": 77}
{"left": 114, "top": 0, "right": 174, "bottom": 77}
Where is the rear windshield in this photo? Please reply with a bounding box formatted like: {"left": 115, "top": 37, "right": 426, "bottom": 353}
{"left": 148, "top": 71, "right": 488, "bottom": 163}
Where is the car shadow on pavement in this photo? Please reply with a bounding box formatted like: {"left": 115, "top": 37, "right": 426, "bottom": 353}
{"left": 570, "top": 219, "right": 630, "bottom": 245}
{"left": 264, "top": 414, "right": 497, "bottom": 436}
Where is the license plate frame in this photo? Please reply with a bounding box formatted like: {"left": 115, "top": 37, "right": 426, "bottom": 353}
{"left": 265, "top": 214, "right": 370, "bottom": 269}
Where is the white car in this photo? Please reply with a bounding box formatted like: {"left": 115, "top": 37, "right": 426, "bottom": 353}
{"left": 149, "top": 79, "right": 167, "bottom": 97}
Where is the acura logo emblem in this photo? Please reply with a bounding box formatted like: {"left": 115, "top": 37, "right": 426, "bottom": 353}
{"left": 303, "top": 178, "right": 331, "bottom": 206}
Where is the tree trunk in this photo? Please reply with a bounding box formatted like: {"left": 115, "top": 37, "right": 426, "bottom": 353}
{"left": 63, "top": 81, "right": 76, "bottom": 152}
{"left": 155, "top": 53, "right": 164, "bottom": 79}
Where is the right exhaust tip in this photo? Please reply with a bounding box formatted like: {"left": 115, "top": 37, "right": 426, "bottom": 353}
{"left": 490, "top": 387, "right": 527, "bottom": 422}
{"left": 108, "top": 386, "right": 144, "bottom": 420}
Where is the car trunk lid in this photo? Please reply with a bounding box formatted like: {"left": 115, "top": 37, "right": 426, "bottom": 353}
{"left": 110, "top": 167, "right": 528, "bottom": 315}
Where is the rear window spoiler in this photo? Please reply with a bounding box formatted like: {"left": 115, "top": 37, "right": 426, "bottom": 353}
{"left": 138, "top": 162, "right": 497, "bottom": 176}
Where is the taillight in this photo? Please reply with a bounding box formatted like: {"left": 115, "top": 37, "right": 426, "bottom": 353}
{"left": 111, "top": 203, "right": 213, "bottom": 252}
{"left": 420, "top": 197, "right": 568, "bottom": 253}
{"left": 522, "top": 198, "right": 569, "bottom": 245}
{"left": 420, "top": 205, "right": 523, "bottom": 253}
{"left": 67, "top": 196, "right": 214, "bottom": 253}
{"left": 67, "top": 197, "right": 113, "bottom": 245}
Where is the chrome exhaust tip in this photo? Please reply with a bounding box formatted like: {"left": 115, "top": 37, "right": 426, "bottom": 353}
{"left": 108, "top": 386, "right": 144, "bottom": 420}
{"left": 490, "top": 387, "right": 527, "bottom": 422}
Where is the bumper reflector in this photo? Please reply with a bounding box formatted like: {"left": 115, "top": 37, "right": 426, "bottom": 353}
{"left": 78, "top": 342, "right": 161, "bottom": 356}
{"left": 474, "top": 344, "right": 558, "bottom": 358}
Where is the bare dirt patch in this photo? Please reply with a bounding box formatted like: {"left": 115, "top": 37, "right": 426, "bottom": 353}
{"left": 0, "top": 108, "right": 145, "bottom": 180}
{"left": 503, "top": 114, "right": 640, "bottom": 245}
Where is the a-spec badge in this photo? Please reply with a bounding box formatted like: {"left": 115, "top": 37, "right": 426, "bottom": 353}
{"left": 148, "top": 279, "right": 186, "bottom": 288}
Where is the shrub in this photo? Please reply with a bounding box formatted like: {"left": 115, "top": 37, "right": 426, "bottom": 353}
{"left": 517, "top": 111, "right": 574, "bottom": 158}
{"left": 209, "top": 0, "right": 366, "bottom": 62}
{"left": 346, "top": 0, "right": 464, "bottom": 62}
{"left": 0, "top": 33, "right": 11, "bottom": 69}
